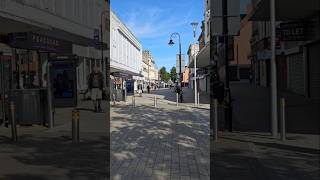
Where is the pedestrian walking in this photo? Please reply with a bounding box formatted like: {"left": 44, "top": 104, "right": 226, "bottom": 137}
{"left": 88, "top": 66, "right": 104, "bottom": 112}
{"left": 175, "top": 85, "right": 183, "bottom": 103}
{"left": 147, "top": 85, "right": 150, "bottom": 93}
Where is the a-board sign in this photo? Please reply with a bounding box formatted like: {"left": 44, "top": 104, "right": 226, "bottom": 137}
{"left": 50, "top": 55, "right": 77, "bottom": 107}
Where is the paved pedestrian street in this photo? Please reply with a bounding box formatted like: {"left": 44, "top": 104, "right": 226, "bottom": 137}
{"left": 110, "top": 89, "right": 210, "bottom": 180}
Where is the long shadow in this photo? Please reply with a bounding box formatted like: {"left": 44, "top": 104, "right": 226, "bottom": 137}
{"left": 0, "top": 135, "right": 108, "bottom": 179}
{"left": 110, "top": 103, "right": 210, "bottom": 178}
{"left": 149, "top": 88, "right": 210, "bottom": 104}
{"left": 213, "top": 137, "right": 320, "bottom": 180}
{"left": 230, "top": 82, "right": 320, "bottom": 134}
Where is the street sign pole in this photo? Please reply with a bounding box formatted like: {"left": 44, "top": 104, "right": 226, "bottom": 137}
{"left": 271, "top": 0, "right": 278, "bottom": 137}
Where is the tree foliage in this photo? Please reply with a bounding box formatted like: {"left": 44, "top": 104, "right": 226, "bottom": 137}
{"left": 159, "top": 67, "right": 170, "bottom": 82}
{"left": 170, "top": 67, "right": 177, "bottom": 83}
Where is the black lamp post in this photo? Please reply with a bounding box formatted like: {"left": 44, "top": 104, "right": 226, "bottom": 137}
{"left": 168, "top": 32, "right": 182, "bottom": 87}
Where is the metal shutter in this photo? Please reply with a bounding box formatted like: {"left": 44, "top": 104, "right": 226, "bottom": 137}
{"left": 287, "top": 53, "right": 305, "bottom": 95}
{"left": 309, "top": 43, "right": 320, "bottom": 99}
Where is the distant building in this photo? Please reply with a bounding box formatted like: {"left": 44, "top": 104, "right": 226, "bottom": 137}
{"left": 176, "top": 54, "right": 185, "bottom": 74}
{"left": 230, "top": 5, "right": 253, "bottom": 81}
{"left": 188, "top": 0, "right": 211, "bottom": 94}
{"left": 142, "top": 50, "right": 158, "bottom": 89}
{"left": 182, "top": 66, "right": 190, "bottom": 87}
{"left": 187, "top": 43, "right": 199, "bottom": 89}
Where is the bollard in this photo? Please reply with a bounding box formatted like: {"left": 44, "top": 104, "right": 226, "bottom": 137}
{"left": 10, "top": 101, "right": 17, "bottom": 142}
{"left": 214, "top": 99, "right": 218, "bottom": 141}
{"left": 72, "top": 109, "right": 80, "bottom": 143}
{"left": 154, "top": 95, "right": 157, "bottom": 107}
{"left": 132, "top": 96, "right": 135, "bottom": 108}
{"left": 198, "top": 92, "right": 200, "bottom": 105}
{"left": 280, "top": 98, "right": 286, "bottom": 141}
{"left": 176, "top": 93, "right": 179, "bottom": 107}
{"left": 112, "top": 93, "right": 116, "bottom": 105}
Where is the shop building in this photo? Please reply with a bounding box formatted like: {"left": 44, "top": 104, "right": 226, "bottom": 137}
{"left": 0, "top": 0, "right": 110, "bottom": 125}
{"left": 110, "top": 10, "right": 142, "bottom": 97}
{"left": 249, "top": 0, "right": 320, "bottom": 99}
{"left": 230, "top": 6, "right": 253, "bottom": 81}
{"left": 189, "top": 19, "right": 210, "bottom": 94}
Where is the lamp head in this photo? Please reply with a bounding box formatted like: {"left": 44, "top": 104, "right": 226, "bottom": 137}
{"left": 168, "top": 39, "right": 175, "bottom": 46}
{"left": 191, "top": 22, "right": 198, "bottom": 31}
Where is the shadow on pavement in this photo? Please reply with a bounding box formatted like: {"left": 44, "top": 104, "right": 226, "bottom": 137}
{"left": 0, "top": 135, "right": 108, "bottom": 180}
{"left": 111, "top": 103, "right": 210, "bottom": 179}
{"left": 149, "top": 88, "right": 210, "bottom": 104}
{"left": 214, "top": 135, "right": 320, "bottom": 180}
{"left": 230, "top": 82, "right": 320, "bottom": 134}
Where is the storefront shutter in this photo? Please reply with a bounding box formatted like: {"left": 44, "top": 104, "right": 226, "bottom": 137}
{"left": 309, "top": 43, "right": 320, "bottom": 99}
{"left": 287, "top": 53, "right": 305, "bottom": 95}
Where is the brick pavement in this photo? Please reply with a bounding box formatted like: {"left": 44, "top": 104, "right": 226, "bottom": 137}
{"left": 0, "top": 98, "right": 108, "bottom": 180}
{"left": 110, "top": 91, "right": 210, "bottom": 180}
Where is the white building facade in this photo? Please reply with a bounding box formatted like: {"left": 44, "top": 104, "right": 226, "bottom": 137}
{"left": 110, "top": 10, "right": 142, "bottom": 94}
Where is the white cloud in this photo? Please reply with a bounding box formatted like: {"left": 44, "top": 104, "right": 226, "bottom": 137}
{"left": 123, "top": 6, "right": 194, "bottom": 39}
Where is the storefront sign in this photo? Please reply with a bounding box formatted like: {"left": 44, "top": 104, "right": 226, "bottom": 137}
{"left": 8, "top": 32, "right": 72, "bottom": 53}
{"left": 277, "top": 22, "right": 307, "bottom": 41}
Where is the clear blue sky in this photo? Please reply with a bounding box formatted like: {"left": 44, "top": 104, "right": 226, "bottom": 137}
{"left": 111, "top": 0, "right": 250, "bottom": 71}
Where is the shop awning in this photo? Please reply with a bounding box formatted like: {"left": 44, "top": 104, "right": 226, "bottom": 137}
{"left": 249, "top": 0, "right": 320, "bottom": 21}
{"left": 189, "top": 42, "right": 210, "bottom": 68}
{"left": 111, "top": 71, "right": 143, "bottom": 78}
{"left": 0, "top": 12, "right": 51, "bottom": 33}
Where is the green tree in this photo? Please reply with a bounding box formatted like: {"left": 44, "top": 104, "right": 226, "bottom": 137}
{"left": 159, "top": 67, "right": 167, "bottom": 81}
{"left": 159, "top": 67, "right": 171, "bottom": 82}
{"left": 170, "top": 67, "right": 177, "bottom": 83}
{"left": 163, "top": 72, "right": 170, "bottom": 82}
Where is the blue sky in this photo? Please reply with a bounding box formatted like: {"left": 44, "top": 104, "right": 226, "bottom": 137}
{"left": 111, "top": 0, "right": 250, "bottom": 71}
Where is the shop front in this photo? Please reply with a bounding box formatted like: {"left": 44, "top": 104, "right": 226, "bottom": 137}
{"left": 1, "top": 32, "right": 72, "bottom": 127}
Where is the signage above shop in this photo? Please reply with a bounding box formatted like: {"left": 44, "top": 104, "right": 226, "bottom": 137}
{"left": 8, "top": 32, "right": 72, "bottom": 53}
{"left": 277, "top": 21, "right": 308, "bottom": 41}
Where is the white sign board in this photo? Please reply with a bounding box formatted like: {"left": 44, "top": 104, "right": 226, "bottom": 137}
{"left": 211, "top": 0, "right": 240, "bottom": 36}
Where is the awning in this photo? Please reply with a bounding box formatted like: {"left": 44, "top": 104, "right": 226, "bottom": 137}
{"left": 189, "top": 42, "right": 210, "bottom": 68}
{"left": 249, "top": 0, "right": 320, "bottom": 21}
{"left": 0, "top": 12, "right": 51, "bottom": 33}
{"left": 111, "top": 71, "right": 143, "bottom": 79}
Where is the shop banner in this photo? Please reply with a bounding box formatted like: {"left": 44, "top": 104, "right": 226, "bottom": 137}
{"left": 8, "top": 32, "right": 72, "bottom": 53}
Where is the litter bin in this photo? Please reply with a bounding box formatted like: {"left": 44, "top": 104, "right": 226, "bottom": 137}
{"left": 9, "top": 89, "right": 50, "bottom": 125}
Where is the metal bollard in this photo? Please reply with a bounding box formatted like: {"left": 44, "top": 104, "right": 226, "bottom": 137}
{"left": 132, "top": 96, "right": 135, "bottom": 108}
{"left": 198, "top": 92, "right": 200, "bottom": 105}
{"left": 280, "top": 98, "right": 286, "bottom": 141}
{"left": 214, "top": 99, "right": 218, "bottom": 141}
{"left": 176, "top": 93, "right": 179, "bottom": 107}
{"left": 10, "top": 101, "right": 17, "bottom": 142}
{"left": 72, "top": 109, "right": 80, "bottom": 143}
{"left": 112, "top": 94, "right": 116, "bottom": 105}
{"left": 154, "top": 95, "right": 157, "bottom": 107}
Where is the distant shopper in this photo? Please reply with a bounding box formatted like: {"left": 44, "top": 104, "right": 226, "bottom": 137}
{"left": 175, "top": 85, "right": 183, "bottom": 103}
{"left": 147, "top": 85, "right": 150, "bottom": 93}
{"left": 88, "top": 66, "right": 104, "bottom": 112}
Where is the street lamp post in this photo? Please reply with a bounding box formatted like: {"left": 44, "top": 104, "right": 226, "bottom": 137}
{"left": 168, "top": 33, "right": 182, "bottom": 101}
{"left": 191, "top": 22, "right": 198, "bottom": 106}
